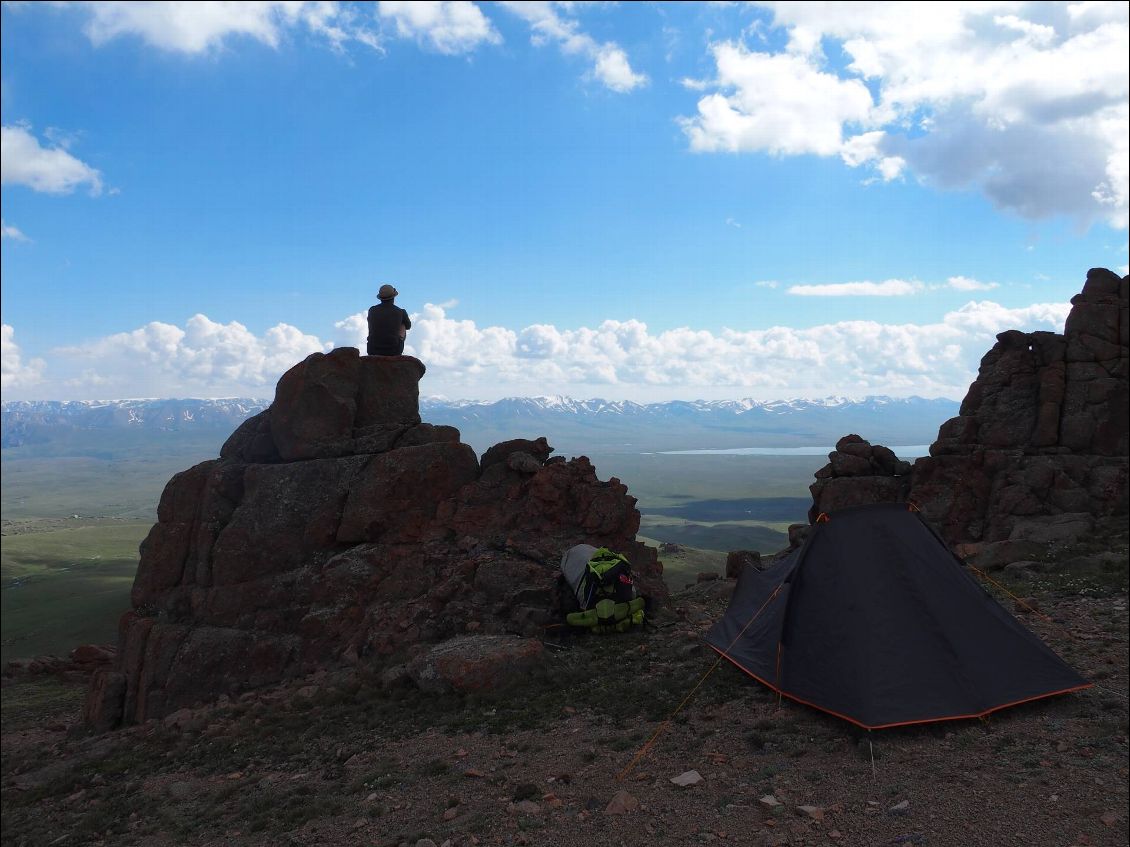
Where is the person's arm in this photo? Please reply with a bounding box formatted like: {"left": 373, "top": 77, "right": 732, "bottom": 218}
{"left": 402, "top": 309, "right": 412, "bottom": 330}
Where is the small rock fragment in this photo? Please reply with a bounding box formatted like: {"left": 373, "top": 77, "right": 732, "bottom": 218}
{"left": 670, "top": 770, "right": 704, "bottom": 787}
{"left": 605, "top": 790, "right": 639, "bottom": 815}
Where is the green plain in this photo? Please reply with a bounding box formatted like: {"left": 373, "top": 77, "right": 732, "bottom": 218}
{"left": 1, "top": 520, "right": 149, "bottom": 663}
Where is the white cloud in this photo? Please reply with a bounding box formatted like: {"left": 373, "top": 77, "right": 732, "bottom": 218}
{"left": 43, "top": 314, "right": 329, "bottom": 398}
{"left": 841, "top": 131, "right": 906, "bottom": 180}
{"left": 6, "top": 300, "right": 1076, "bottom": 401}
{"left": 499, "top": 1, "right": 647, "bottom": 92}
{"left": 946, "top": 275, "right": 999, "bottom": 292}
{"left": 1, "top": 124, "right": 103, "bottom": 195}
{"left": 680, "top": 3, "right": 1130, "bottom": 228}
{"left": 326, "top": 300, "right": 1071, "bottom": 400}
{"left": 681, "top": 41, "right": 873, "bottom": 155}
{"left": 378, "top": 1, "right": 500, "bottom": 55}
{"left": 787, "top": 280, "right": 924, "bottom": 297}
{"left": 1, "top": 325, "right": 47, "bottom": 390}
{"left": 1, "top": 219, "right": 31, "bottom": 242}
{"left": 72, "top": 1, "right": 380, "bottom": 54}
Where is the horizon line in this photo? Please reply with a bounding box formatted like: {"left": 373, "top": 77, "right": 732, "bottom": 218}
{"left": 0, "top": 393, "right": 964, "bottom": 406}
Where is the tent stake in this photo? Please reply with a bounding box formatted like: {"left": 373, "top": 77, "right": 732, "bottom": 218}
{"left": 868, "top": 732, "right": 876, "bottom": 782}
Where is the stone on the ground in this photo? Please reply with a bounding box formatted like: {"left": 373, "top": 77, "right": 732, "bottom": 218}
{"left": 605, "top": 790, "right": 640, "bottom": 815}
{"left": 670, "top": 770, "right": 704, "bottom": 787}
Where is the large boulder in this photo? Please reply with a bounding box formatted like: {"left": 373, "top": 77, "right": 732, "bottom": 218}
{"left": 804, "top": 269, "right": 1129, "bottom": 563}
{"left": 87, "top": 348, "right": 668, "bottom": 729}
{"left": 808, "top": 435, "right": 914, "bottom": 522}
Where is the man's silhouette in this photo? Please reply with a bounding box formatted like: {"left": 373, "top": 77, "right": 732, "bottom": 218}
{"left": 366, "top": 284, "right": 411, "bottom": 356}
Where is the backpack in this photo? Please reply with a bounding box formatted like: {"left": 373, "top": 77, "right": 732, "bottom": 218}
{"left": 559, "top": 546, "right": 646, "bottom": 633}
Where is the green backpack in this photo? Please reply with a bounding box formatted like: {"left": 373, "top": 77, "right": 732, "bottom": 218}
{"left": 565, "top": 548, "right": 646, "bottom": 633}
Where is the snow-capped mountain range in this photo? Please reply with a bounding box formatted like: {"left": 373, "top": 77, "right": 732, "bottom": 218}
{"left": 1, "top": 395, "right": 959, "bottom": 454}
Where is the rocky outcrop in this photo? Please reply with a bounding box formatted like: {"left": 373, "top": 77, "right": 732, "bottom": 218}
{"left": 3, "top": 644, "right": 116, "bottom": 684}
{"left": 910, "top": 268, "right": 1128, "bottom": 558}
{"left": 724, "top": 550, "right": 761, "bottom": 578}
{"left": 807, "top": 434, "right": 914, "bottom": 522}
{"left": 806, "top": 269, "right": 1129, "bottom": 563}
{"left": 86, "top": 348, "right": 666, "bottom": 730}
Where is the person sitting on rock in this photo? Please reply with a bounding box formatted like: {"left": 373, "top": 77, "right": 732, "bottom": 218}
{"left": 366, "top": 284, "right": 412, "bottom": 356}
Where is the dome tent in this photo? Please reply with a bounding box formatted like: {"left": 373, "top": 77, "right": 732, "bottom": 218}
{"left": 706, "top": 502, "right": 1090, "bottom": 729}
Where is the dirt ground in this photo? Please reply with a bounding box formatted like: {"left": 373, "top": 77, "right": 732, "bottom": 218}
{"left": 3, "top": 564, "right": 1127, "bottom": 847}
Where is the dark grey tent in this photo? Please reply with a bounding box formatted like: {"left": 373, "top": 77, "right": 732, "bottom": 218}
{"left": 706, "top": 502, "right": 1090, "bottom": 729}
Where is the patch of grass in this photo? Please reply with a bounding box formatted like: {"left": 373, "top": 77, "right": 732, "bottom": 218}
{"left": 638, "top": 521, "right": 787, "bottom": 556}
{"left": 417, "top": 758, "right": 452, "bottom": 778}
{"left": 0, "top": 676, "right": 86, "bottom": 731}
{"left": 512, "top": 783, "right": 540, "bottom": 801}
{"left": 1019, "top": 537, "right": 1130, "bottom": 598}
{"left": 755, "top": 764, "right": 781, "bottom": 780}
{"left": 1, "top": 520, "right": 148, "bottom": 663}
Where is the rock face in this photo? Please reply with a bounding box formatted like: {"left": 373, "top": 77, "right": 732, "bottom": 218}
{"left": 87, "top": 347, "right": 666, "bottom": 729}
{"left": 807, "top": 434, "right": 914, "bottom": 523}
{"left": 807, "top": 269, "right": 1129, "bottom": 561}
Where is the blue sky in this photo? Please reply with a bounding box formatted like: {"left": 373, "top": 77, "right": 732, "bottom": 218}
{"left": 2, "top": 1, "right": 1127, "bottom": 402}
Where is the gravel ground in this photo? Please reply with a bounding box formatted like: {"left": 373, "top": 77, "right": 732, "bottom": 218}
{"left": 3, "top": 572, "right": 1127, "bottom": 847}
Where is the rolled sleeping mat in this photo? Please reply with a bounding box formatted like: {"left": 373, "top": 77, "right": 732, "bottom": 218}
{"left": 560, "top": 543, "right": 600, "bottom": 607}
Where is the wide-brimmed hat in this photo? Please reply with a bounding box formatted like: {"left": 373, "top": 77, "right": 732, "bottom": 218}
{"left": 377, "top": 284, "right": 399, "bottom": 300}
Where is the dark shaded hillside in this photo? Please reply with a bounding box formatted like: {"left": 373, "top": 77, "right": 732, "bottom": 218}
{"left": 645, "top": 496, "right": 811, "bottom": 522}
{"left": 640, "top": 521, "right": 787, "bottom": 553}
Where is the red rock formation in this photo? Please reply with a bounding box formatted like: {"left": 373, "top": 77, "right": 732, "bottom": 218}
{"left": 807, "top": 434, "right": 914, "bottom": 523}
{"left": 806, "top": 268, "right": 1128, "bottom": 564}
{"left": 911, "top": 268, "right": 1128, "bottom": 559}
{"left": 86, "top": 348, "right": 666, "bottom": 729}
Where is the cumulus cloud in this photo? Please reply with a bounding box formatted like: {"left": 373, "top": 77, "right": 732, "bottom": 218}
{"left": 44, "top": 314, "right": 328, "bottom": 398}
{"left": 5, "top": 300, "right": 1075, "bottom": 401}
{"left": 2, "top": 325, "right": 47, "bottom": 390}
{"left": 1, "top": 219, "right": 30, "bottom": 242}
{"left": 946, "top": 275, "right": 999, "bottom": 292}
{"left": 787, "top": 279, "right": 924, "bottom": 297}
{"left": 681, "top": 42, "right": 873, "bottom": 155}
{"left": 71, "top": 1, "right": 380, "bottom": 54}
{"left": 1, "top": 124, "right": 103, "bottom": 195}
{"left": 499, "top": 1, "right": 647, "bottom": 92}
{"left": 377, "top": 1, "right": 499, "bottom": 55}
{"left": 681, "top": 2, "right": 1130, "bottom": 228}
{"left": 330, "top": 299, "right": 1070, "bottom": 400}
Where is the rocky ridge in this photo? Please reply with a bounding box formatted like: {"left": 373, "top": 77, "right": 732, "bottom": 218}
{"left": 85, "top": 348, "right": 666, "bottom": 730}
{"left": 807, "top": 268, "right": 1129, "bottom": 564}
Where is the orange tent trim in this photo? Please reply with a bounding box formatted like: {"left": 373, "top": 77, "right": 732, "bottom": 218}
{"left": 710, "top": 644, "right": 1092, "bottom": 730}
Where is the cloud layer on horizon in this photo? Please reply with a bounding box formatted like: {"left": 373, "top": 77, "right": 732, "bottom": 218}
{"left": 3, "top": 298, "right": 1071, "bottom": 401}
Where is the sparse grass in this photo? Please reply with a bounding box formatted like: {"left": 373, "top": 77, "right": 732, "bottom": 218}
{"left": 1, "top": 520, "right": 148, "bottom": 662}
{"left": 0, "top": 676, "right": 86, "bottom": 730}
{"left": 982, "top": 534, "right": 1128, "bottom": 604}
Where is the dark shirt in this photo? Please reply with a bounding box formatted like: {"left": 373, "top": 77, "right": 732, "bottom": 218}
{"left": 366, "top": 301, "right": 411, "bottom": 356}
